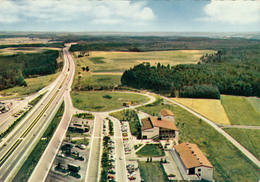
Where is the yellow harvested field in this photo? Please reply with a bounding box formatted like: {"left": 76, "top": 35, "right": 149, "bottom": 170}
{"left": 172, "top": 97, "right": 230, "bottom": 125}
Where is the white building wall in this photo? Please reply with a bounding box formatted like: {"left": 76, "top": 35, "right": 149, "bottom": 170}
{"left": 175, "top": 130, "right": 179, "bottom": 142}
{"left": 142, "top": 127, "right": 159, "bottom": 139}
{"left": 195, "top": 166, "right": 213, "bottom": 181}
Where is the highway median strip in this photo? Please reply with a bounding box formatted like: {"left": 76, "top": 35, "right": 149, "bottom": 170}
{"left": 0, "top": 139, "right": 23, "bottom": 167}
{"left": 20, "top": 90, "right": 59, "bottom": 138}
{"left": 59, "top": 74, "right": 68, "bottom": 89}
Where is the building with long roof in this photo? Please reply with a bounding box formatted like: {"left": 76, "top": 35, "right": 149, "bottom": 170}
{"left": 175, "top": 142, "right": 213, "bottom": 181}
{"left": 140, "top": 116, "right": 179, "bottom": 140}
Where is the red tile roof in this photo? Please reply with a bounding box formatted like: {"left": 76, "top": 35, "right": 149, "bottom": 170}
{"left": 175, "top": 143, "right": 213, "bottom": 169}
{"left": 160, "top": 109, "right": 174, "bottom": 117}
{"left": 141, "top": 117, "right": 153, "bottom": 131}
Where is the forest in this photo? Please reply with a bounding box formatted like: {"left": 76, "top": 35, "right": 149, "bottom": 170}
{"left": 121, "top": 45, "right": 260, "bottom": 98}
{"left": 69, "top": 36, "right": 259, "bottom": 52}
{"left": 0, "top": 50, "right": 59, "bottom": 91}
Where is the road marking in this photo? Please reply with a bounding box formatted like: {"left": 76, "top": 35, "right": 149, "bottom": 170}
{"left": 20, "top": 90, "right": 59, "bottom": 138}
{"left": 0, "top": 139, "right": 23, "bottom": 167}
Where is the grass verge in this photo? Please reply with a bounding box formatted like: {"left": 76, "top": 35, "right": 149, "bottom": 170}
{"left": 224, "top": 128, "right": 260, "bottom": 160}
{"left": 137, "top": 102, "right": 260, "bottom": 182}
{"left": 13, "top": 102, "right": 64, "bottom": 182}
{"left": 221, "top": 95, "right": 260, "bottom": 126}
{"left": 136, "top": 144, "right": 165, "bottom": 157}
{"left": 28, "top": 91, "right": 47, "bottom": 106}
{"left": 139, "top": 161, "right": 169, "bottom": 182}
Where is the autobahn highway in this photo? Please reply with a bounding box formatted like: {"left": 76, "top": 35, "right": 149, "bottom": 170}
{"left": 0, "top": 45, "right": 74, "bottom": 181}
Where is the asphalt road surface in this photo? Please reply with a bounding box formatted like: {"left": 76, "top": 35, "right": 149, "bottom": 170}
{"left": 0, "top": 45, "right": 73, "bottom": 181}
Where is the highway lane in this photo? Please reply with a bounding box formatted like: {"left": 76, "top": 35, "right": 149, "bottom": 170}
{"left": 28, "top": 46, "right": 77, "bottom": 182}
{"left": 0, "top": 46, "right": 72, "bottom": 181}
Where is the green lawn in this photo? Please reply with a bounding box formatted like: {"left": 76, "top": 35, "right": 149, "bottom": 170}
{"left": 136, "top": 144, "right": 165, "bottom": 157}
{"left": 139, "top": 161, "right": 169, "bottom": 182}
{"left": 137, "top": 103, "right": 260, "bottom": 182}
{"left": 221, "top": 95, "right": 260, "bottom": 126}
{"left": 224, "top": 128, "right": 260, "bottom": 160}
{"left": 71, "top": 91, "right": 150, "bottom": 112}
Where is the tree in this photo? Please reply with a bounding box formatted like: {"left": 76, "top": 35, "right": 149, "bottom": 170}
{"left": 86, "top": 66, "right": 90, "bottom": 72}
{"left": 157, "top": 62, "right": 161, "bottom": 69}
{"left": 82, "top": 67, "right": 86, "bottom": 71}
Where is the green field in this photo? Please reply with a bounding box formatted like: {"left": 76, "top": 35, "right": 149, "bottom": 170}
{"left": 81, "top": 75, "right": 121, "bottom": 87}
{"left": 71, "top": 91, "right": 150, "bottom": 112}
{"left": 139, "top": 161, "right": 169, "bottom": 182}
{"left": 246, "top": 97, "right": 260, "bottom": 114}
{"left": 72, "top": 50, "right": 215, "bottom": 90}
{"left": 224, "top": 128, "right": 260, "bottom": 160}
{"left": 136, "top": 144, "right": 165, "bottom": 157}
{"left": 75, "top": 50, "right": 215, "bottom": 73}
{"left": 137, "top": 102, "right": 260, "bottom": 182}
{"left": 221, "top": 95, "right": 260, "bottom": 126}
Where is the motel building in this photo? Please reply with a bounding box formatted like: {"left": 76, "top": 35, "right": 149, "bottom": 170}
{"left": 175, "top": 142, "right": 213, "bottom": 181}
{"left": 140, "top": 115, "right": 179, "bottom": 140}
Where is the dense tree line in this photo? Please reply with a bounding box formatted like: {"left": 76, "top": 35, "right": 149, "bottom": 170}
{"left": 179, "top": 85, "right": 220, "bottom": 99}
{"left": 121, "top": 47, "right": 260, "bottom": 98}
{"left": 0, "top": 42, "right": 64, "bottom": 49}
{"left": 0, "top": 50, "right": 59, "bottom": 91}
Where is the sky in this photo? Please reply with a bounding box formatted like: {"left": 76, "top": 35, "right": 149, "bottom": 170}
{"left": 0, "top": 0, "right": 259, "bottom": 32}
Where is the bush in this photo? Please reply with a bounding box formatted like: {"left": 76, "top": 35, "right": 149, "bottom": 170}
{"left": 103, "top": 94, "right": 112, "bottom": 99}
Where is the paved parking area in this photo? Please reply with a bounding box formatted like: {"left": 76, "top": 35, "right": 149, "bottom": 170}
{"left": 46, "top": 141, "right": 91, "bottom": 182}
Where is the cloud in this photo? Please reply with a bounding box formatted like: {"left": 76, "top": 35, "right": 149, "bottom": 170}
{"left": 198, "top": 1, "right": 259, "bottom": 24}
{"left": 0, "top": 0, "right": 155, "bottom": 27}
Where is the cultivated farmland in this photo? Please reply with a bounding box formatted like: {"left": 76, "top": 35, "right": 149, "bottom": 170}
{"left": 172, "top": 97, "right": 230, "bottom": 125}
{"left": 221, "top": 95, "right": 260, "bottom": 126}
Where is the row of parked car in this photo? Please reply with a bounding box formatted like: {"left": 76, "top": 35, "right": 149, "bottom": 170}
{"left": 121, "top": 122, "right": 131, "bottom": 154}
{"left": 126, "top": 164, "right": 138, "bottom": 180}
